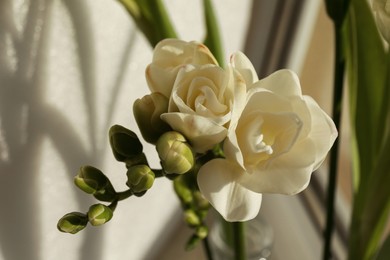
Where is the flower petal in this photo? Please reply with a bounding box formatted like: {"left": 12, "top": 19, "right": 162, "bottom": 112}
{"left": 230, "top": 52, "right": 258, "bottom": 86}
{"left": 252, "top": 69, "right": 302, "bottom": 97}
{"left": 198, "top": 159, "right": 262, "bottom": 221}
{"left": 240, "top": 138, "right": 317, "bottom": 195}
{"left": 303, "top": 96, "right": 338, "bottom": 170}
{"left": 161, "top": 113, "right": 227, "bottom": 153}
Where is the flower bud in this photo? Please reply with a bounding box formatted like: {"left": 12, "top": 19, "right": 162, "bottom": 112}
{"left": 156, "top": 131, "right": 194, "bottom": 175}
{"left": 88, "top": 204, "right": 113, "bottom": 226}
{"left": 57, "top": 212, "right": 88, "bottom": 234}
{"left": 195, "top": 225, "right": 208, "bottom": 239}
{"left": 109, "top": 125, "right": 143, "bottom": 162}
{"left": 74, "top": 166, "right": 116, "bottom": 202}
{"left": 184, "top": 209, "right": 201, "bottom": 227}
{"left": 193, "top": 191, "right": 209, "bottom": 211}
{"left": 173, "top": 176, "right": 193, "bottom": 205}
{"left": 133, "top": 93, "right": 171, "bottom": 144}
{"left": 126, "top": 165, "right": 155, "bottom": 193}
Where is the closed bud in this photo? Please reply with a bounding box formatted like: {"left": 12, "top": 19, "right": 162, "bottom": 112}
{"left": 133, "top": 93, "right": 171, "bottom": 144}
{"left": 195, "top": 225, "right": 208, "bottom": 239}
{"left": 184, "top": 209, "right": 201, "bottom": 227}
{"left": 109, "top": 125, "right": 143, "bottom": 162}
{"left": 193, "top": 191, "right": 209, "bottom": 211}
{"left": 57, "top": 212, "right": 88, "bottom": 234}
{"left": 156, "top": 131, "right": 194, "bottom": 175}
{"left": 126, "top": 165, "right": 155, "bottom": 193}
{"left": 74, "top": 166, "right": 116, "bottom": 202}
{"left": 173, "top": 176, "right": 193, "bottom": 205}
{"left": 88, "top": 204, "right": 113, "bottom": 226}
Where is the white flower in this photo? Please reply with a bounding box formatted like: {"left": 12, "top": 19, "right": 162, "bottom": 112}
{"left": 146, "top": 39, "right": 218, "bottom": 98}
{"left": 198, "top": 55, "right": 337, "bottom": 221}
{"left": 161, "top": 64, "right": 246, "bottom": 153}
{"left": 373, "top": 0, "right": 390, "bottom": 42}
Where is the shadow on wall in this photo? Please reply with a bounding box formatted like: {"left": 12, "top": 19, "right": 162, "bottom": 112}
{"left": 0, "top": 0, "right": 136, "bottom": 259}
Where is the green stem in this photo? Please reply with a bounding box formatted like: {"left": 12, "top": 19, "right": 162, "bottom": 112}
{"left": 116, "top": 189, "right": 134, "bottom": 201}
{"left": 232, "top": 222, "right": 246, "bottom": 260}
{"left": 322, "top": 24, "right": 345, "bottom": 260}
{"left": 202, "top": 235, "right": 214, "bottom": 260}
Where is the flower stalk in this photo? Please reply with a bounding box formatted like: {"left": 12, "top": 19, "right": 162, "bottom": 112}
{"left": 322, "top": 23, "right": 345, "bottom": 260}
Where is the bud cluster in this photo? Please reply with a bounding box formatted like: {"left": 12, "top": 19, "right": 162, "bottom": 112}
{"left": 174, "top": 173, "right": 210, "bottom": 250}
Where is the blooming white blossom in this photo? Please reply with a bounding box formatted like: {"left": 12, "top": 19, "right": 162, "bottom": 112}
{"left": 146, "top": 39, "right": 218, "bottom": 98}
{"left": 198, "top": 52, "right": 338, "bottom": 221}
{"left": 373, "top": 0, "right": 390, "bottom": 42}
{"left": 161, "top": 64, "right": 246, "bottom": 152}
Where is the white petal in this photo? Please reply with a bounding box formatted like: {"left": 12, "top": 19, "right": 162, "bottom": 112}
{"left": 146, "top": 64, "right": 179, "bottom": 98}
{"left": 240, "top": 138, "right": 317, "bottom": 195}
{"left": 303, "top": 96, "right": 338, "bottom": 170}
{"left": 252, "top": 69, "right": 302, "bottom": 97}
{"left": 161, "top": 113, "right": 227, "bottom": 153}
{"left": 198, "top": 159, "right": 262, "bottom": 221}
{"left": 230, "top": 52, "right": 258, "bottom": 86}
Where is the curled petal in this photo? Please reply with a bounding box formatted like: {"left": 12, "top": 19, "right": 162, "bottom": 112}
{"left": 161, "top": 113, "right": 227, "bottom": 153}
{"left": 303, "top": 96, "right": 338, "bottom": 170}
{"left": 230, "top": 51, "right": 258, "bottom": 86}
{"left": 252, "top": 69, "right": 302, "bottom": 97}
{"left": 240, "top": 138, "right": 317, "bottom": 195}
{"left": 198, "top": 159, "right": 262, "bottom": 221}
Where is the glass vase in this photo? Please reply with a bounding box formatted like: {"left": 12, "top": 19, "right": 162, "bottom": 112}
{"left": 209, "top": 213, "right": 274, "bottom": 260}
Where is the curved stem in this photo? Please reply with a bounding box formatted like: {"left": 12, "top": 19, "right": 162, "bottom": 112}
{"left": 322, "top": 24, "right": 345, "bottom": 260}
{"left": 116, "top": 189, "right": 133, "bottom": 201}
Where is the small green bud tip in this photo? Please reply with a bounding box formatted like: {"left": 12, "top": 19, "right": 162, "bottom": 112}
{"left": 109, "top": 125, "right": 143, "bottom": 162}
{"left": 133, "top": 93, "right": 170, "bottom": 144}
{"left": 195, "top": 226, "right": 208, "bottom": 239}
{"left": 193, "top": 191, "right": 210, "bottom": 210}
{"left": 184, "top": 209, "right": 201, "bottom": 227}
{"left": 173, "top": 178, "right": 193, "bottom": 205}
{"left": 88, "top": 204, "right": 113, "bottom": 226}
{"left": 126, "top": 165, "right": 155, "bottom": 193}
{"left": 74, "top": 166, "right": 109, "bottom": 194}
{"left": 156, "top": 132, "right": 194, "bottom": 175}
{"left": 57, "top": 212, "right": 88, "bottom": 234}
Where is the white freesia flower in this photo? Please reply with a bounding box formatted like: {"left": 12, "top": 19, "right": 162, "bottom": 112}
{"left": 161, "top": 64, "right": 246, "bottom": 153}
{"left": 146, "top": 39, "right": 218, "bottom": 98}
{"left": 373, "top": 0, "right": 390, "bottom": 42}
{"left": 198, "top": 55, "right": 337, "bottom": 221}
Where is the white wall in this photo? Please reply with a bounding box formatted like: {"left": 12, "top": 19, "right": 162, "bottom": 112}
{"left": 0, "top": 1, "right": 251, "bottom": 259}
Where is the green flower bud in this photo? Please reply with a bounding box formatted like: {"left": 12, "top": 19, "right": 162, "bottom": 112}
{"left": 193, "top": 191, "right": 209, "bottom": 211}
{"left": 184, "top": 209, "right": 201, "bottom": 227}
{"left": 88, "top": 204, "right": 113, "bottom": 226}
{"left": 126, "top": 165, "right": 155, "bottom": 193}
{"left": 57, "top": 212, "right": 88, "bottom": 234}
{"left": 195, "top": 225, "right": 208, "bottom": 239}
{"left": 74, "top": 166, "right": 116, "bottom": 202}
{"left": 156, "top": 131, "right": 194, "bottom": 175}
{"left": 133, "top": 93, "right": 171, "bottom": 144}
{"left": 173, "top": 176, "right": 193, "bottom": 205}
{"left": 109, "top": 125, "right": 143, "bottom": 162}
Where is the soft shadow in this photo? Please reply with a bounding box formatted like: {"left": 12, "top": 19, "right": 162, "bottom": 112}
{"left": 0, "top": 0, "right": 137, "bottom": 259}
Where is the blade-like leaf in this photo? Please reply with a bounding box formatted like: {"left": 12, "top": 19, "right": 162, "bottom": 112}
{"left": 344, "top": 0, "right": 390, "bottom": 259}
{"left": 377, "top": 234, "right": 390, "bottom": 260}
{"left": 203, "top": 0, "right": 224, "bottom": 66}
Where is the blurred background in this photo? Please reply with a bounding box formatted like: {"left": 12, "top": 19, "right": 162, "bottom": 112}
{"left": 0, "top": 0, "right": 351, "bottom": 259}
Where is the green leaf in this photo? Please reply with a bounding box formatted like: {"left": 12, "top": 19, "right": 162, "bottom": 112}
{"left": 117, "top": 0, "right": 177, "bottom": 47}
{"left": 203, "top": 0, "right": 224, "bottom": 66}
{"left": 344, "top": 0, "right": 390, "bottom": 259}
{"left": 344, "top": 0, "right": 387, "bottom": 191}
{"left": 377, "top": 234, "right": 390, "bottom": 260}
